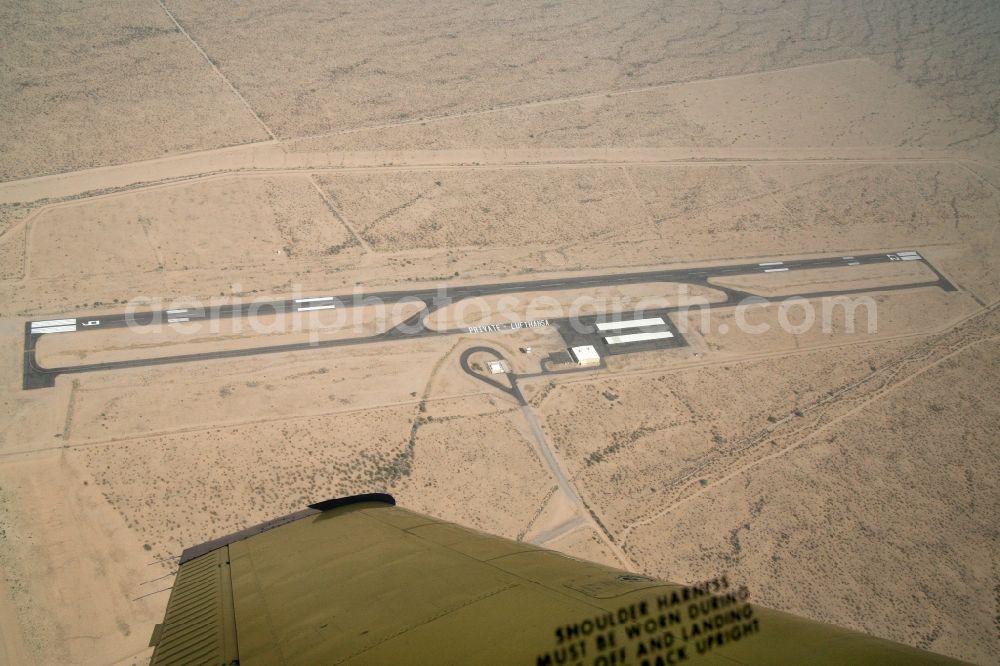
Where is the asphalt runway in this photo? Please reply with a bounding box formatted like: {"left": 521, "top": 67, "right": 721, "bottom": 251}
{"left": 22, "top": 250, "right": 955, "bottom": 389}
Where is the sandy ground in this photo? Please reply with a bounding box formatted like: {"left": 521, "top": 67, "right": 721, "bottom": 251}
{"left": 1, "top": 1, "right": 998, "bottom": 665}
{"left": 0, "top": 2, "right": 268, "bottom": 181}
{"left": 622, "top": 314, "right": 1000, "bottom": 665}
{"left": 4, "top": 161, "right": 994, "bottom": 328}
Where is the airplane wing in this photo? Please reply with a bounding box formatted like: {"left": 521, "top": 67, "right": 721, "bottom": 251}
{"left": 148, "top": 494, "right": 967, "bottom": 665}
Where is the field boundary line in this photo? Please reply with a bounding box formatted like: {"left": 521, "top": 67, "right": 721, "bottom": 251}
{"left": 287, "top": 57, "right": 875, "bottom": 144}
{"left": 618, "top": 325, "right": 999, "bottom": 543}
{"left": 0, "top": 390, "right": 497, "bottom": 460}
{"left": 307, "top": 175, "right": 372, "bottom": 253}
{"left": 156, "top": 0, "right": 279, "bottom": 142}
{"left": 0, "top": 151, "right": 965, "bottom": 206}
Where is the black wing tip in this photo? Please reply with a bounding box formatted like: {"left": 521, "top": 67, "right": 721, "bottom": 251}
{"left": 308, "top": 493, "right": 396, "bottom": 512}
{"left": 179, "top": 494, "right": 396, "bottom": 563}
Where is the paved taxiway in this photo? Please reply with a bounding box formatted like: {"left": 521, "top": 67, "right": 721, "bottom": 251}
{"left": 23, "top": 250, "right": 954, "bottom": 389}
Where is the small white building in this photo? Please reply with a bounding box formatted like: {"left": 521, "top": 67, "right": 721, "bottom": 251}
{"left": 487, "top": 360, "right": 508, "bottom": 375}
{"left": 569, "top": 345, "right": 601, "bottom": 367}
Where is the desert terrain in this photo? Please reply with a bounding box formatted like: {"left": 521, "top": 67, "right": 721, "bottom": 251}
{"left": 0, "top": 1, "right": 998, "bottom": 664}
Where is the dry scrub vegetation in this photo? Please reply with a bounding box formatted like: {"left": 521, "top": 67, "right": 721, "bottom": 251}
{"left": 80, "top": 396, "right": 552, "bottom": 560}
{"left": 27, "top": 175, "right": 355, "bottom": 279}
{"left": 287, "top": 59, "right": 961, "bottom": 154}
{"left": 312, "top": 162, "right": 1000, "bottom": 308}
{"left": 0, "top": 204, "right": 32, "bottom": 282}
{"left": 0, "top": 2, "right": 266, "bottom": 180}
{"left": 315, "top": 168, "right": 654, "bottom": 250}
{"left": 2, "top": 1, "right": 998, "bottom": 664}
{"left": 62, "top": 339, "right": 450, "bottom": 442}
{"left": 162, "top": 0, "right": 860, "bottom": 139}
{"left": 532, "top": 306, "right": 1000, "bottom": 663}
{"left": 81, "top": 406, "right": 418, "bottom": 557}
{"left": 627, "top": 330, "right": 1000, "bottom": 664}
{"left": 536, "top": 340, "right": 916, "bottom": 534}
{"left": 395, "top": 399, "right": 554, "bottom": 540}
{"left": 686, "top": 288, "right": 979, "bottom": 356}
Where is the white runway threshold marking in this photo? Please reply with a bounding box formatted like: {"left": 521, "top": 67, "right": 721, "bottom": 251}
{"left": 297, "top": 304, "right": 337, "bottom": 311}
{"left": 166, "top": 309, "right": 188, "bottom": 314}
{"left": 167, "top": 317, "right": 190, "bottom": 323}
{"left": 295, "top": 297, "right": 334, "bottom": 303}
{"left": 758, "top": 261, "right": 784, "bottom": 266}
{"left": 605, "top": 330, "right": 674, "bottom": 345}
{"left": 596, "top": 317, "right": 666, "bottom": 331}
{"left": 764, "top": 268, "right": 789, "bottom": 272}
{"left": 31, "top": 319, "right": 76, "bottom": 328}
{"left": 31, "top": 324, "right": 77, "bottom": 334}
